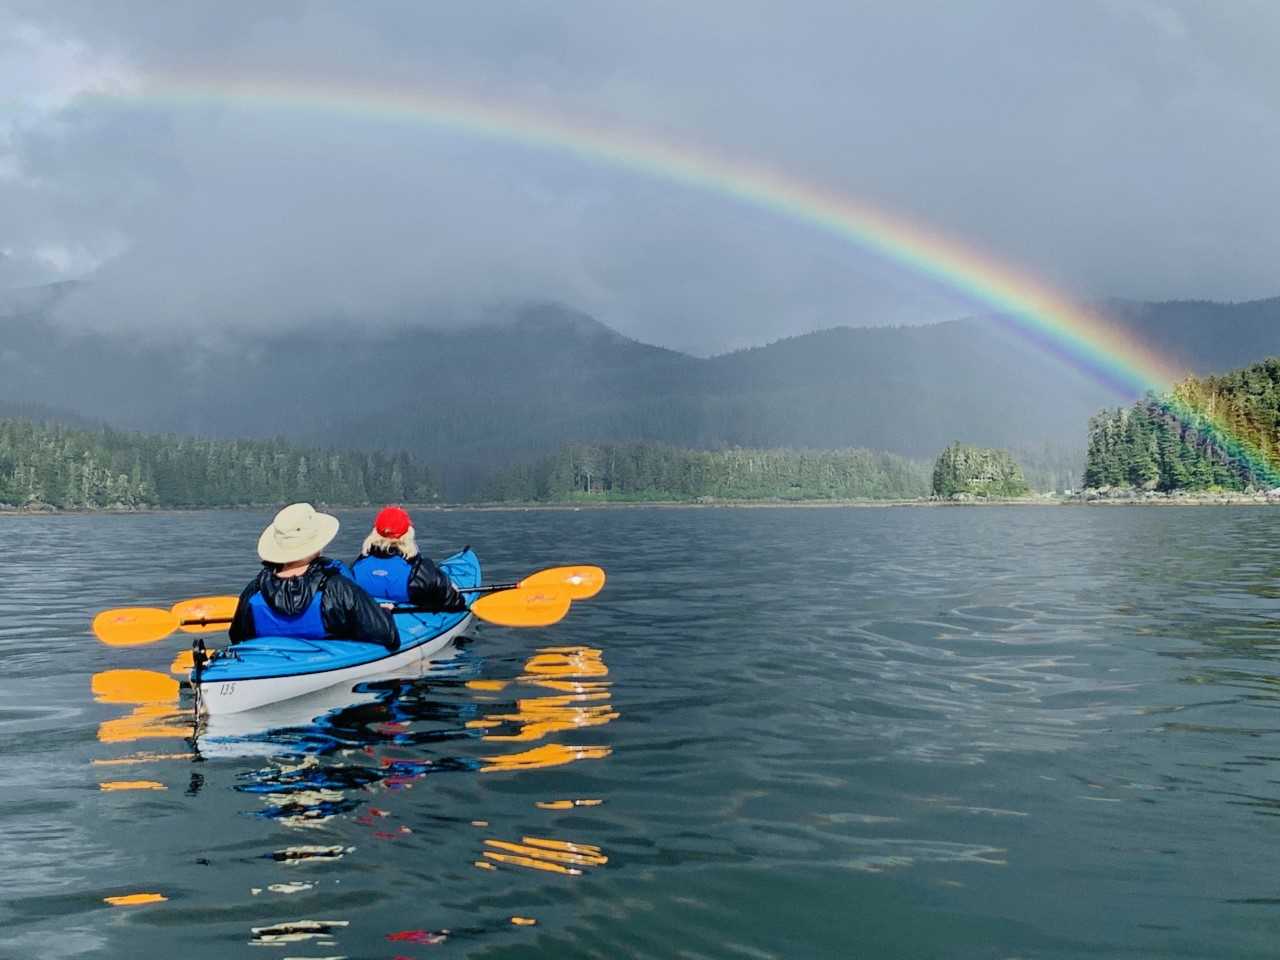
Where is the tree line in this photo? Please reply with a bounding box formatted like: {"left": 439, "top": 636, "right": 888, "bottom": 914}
{"left": 479, "top": 442, "right": 933, "bottom": 502}
{"left": 1084, "top": 358, "right": 1280, "bottom": 491}
{"left": 0, "top": 418, "right": 438, "bottom": 509}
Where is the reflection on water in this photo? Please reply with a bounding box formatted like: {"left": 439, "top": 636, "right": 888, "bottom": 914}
{"left": 92, "top": 668, "right": 189, "bottom": 747}
{"left": 205, "top": 640, "right": 618, "bottom": 952}
{"left": 98, "top": 779, "right": 165, "bottom": 792}
{"left": 480, "top": 835, "right": 608, "bottom": 875}
{"left": 84, "top": 630, "right": 617, "bottom": 951}
{"left": 387, "top": 927, "right": 450, "bottom": 944}
{"left": 469, "top": 646, "right": 617, "bottom": 744}
{"left": 102, "top": 892, "right": 167, "bottom": 907}
{"left": 96, "top": 705, "right": 189, "bottom": 745}
{"left": 92, "top": 750, "right": 193, "bottom": 767}
{"left": 536, "top": 798, "right": 603, "bottom": 809}
{"left": 21, "top": 506, "right": 1280, "bottom": 958}
{"left": 270, "top": 844, "right": 350, "bottom": 864}
{"left": 249, "top": 918, "right": 348, "bottom": 946}
{"left": 200, "top": 642, "right": 617, "bottom": 794}
{"left": 471, "top": 645, "right": 617, "bottom": 776}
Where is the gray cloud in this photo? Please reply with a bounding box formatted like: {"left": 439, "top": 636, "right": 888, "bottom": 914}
{"left": 1, "top": 1, "right": 1277, "bottom": 354}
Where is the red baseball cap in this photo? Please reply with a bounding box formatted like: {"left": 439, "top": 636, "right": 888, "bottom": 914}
{"left": 374, "top": 505, "right": 412, "bottom": 539}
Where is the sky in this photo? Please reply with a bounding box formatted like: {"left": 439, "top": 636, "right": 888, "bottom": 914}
{"left": 1, "top": 1, "right": 1277, "bottom": 355}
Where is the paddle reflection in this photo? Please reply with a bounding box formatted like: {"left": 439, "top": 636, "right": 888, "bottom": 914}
{"left": 92, "top": 668, "right": 189, "bottom": 746}
{"left": 471, "top": 645, "right": 618, "bottom": 771}
{"left": 221, "top": 641, "right": 616, "bottom": 898}
{"left": 479, "top": 835, "right": 608, "bottom": 876}
{"left": 88, "top": 637, "right": 615, "bottom": 943}
{"left": 224, "top": 642, "right": 616, "bottom": 802}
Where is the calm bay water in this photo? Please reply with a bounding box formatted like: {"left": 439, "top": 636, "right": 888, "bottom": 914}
{"left": 4, "top": 505, "right": 1280, "bottom": 958}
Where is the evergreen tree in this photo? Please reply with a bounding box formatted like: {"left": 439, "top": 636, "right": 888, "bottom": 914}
{"left": 0, "top": 418, "right": 440, "bottom": 509}
{"left": 479, "top": 442, "right": 934, "bottom": 502}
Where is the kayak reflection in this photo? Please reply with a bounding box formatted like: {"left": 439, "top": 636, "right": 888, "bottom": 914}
{"left": 195, "top": 639, "right": 474, "bottom": 757}
{"left": 227, "top": 642, "right": 616, "bottom": 847}
{"left": 91, "top": 638, "right": 616, "bottom": 945}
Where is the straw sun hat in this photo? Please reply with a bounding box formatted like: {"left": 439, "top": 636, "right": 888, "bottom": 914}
{"left": 257, "top": 502, "right": 340, "bottom": 564}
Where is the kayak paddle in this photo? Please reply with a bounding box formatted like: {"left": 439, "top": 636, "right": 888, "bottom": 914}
{"left": 471, "top": 565, "right": 606, "bottom": 600}
{"left": 91, "top": 596, "right": 240, "bottom": 647}
{"left": 93, "top": 587, "right": 581, "bottom": 646}
{"left": 93, "top": 564, "right": 603, "bottom": 646}
{"left": 468, "top": 587, "right": 571, "bottom": 628}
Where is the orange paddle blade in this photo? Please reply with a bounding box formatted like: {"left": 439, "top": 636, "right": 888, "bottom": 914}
{"left": 471, "top": 587, "right": 571, "bottom": 628}
{"left": 520, "top": 565, "right": 606, "bottom": 600}
{"left": 92, "top": 607, "right": 180, "bottom": 647}
{"left": 170, "top": 595, "right": 238, "bottom": 633}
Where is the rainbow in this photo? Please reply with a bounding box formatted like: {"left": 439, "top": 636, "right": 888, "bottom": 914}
{"left": 86, "top": 75, "right": 1278, "bottom": 484}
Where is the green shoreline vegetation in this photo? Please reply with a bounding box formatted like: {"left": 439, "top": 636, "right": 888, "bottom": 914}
{"left": 478, "top": 442, "right": 934, "bottom": 503}
{"left": 1084, "top": 359, "right": 1280, "bottom": 494}
{"left": 11, "top": 356, "right": 1280, "bottom": 513}
{"left": 0, "top": 418, "right": 437, "bottom": 510}
{"left": 0, "top": 424, "right": 1070, "bottom": 513}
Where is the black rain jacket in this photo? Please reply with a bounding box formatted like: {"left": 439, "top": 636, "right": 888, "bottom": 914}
{"left": 228, "top": 557, "right": 399, "bottom": 650}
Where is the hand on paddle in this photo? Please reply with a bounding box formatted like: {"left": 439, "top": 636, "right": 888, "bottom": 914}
{"left": 92, "top": 564, "right": 606, "bottom": 647}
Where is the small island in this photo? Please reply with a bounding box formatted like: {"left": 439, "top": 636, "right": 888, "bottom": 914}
{"left": 931, "top": 443, "right": 1030, "bottom": 500}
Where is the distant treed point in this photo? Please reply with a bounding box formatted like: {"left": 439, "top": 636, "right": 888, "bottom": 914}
{"left": 1084, "top": 358, "right": 1280, "bottom": 494}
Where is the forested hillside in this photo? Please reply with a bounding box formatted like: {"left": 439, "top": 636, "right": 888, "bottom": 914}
{"left": 3, "top": 290, "right": 1278, "bottom": 496}
{"left": 480, "top": 442, "right": 931, "bottom": 501}
{"left": 0, "top": 418, "right": 437, "bottom": 509}
{"left": 1083, "top": 358, "right": 1280, "bottom": 492}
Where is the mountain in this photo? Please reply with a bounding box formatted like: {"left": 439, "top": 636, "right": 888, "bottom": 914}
{"left": 2, "top": 291, "right": 1278, "bottom": 495}
{"left": 1100, "top": 297, "right": 1280, "bottom": 374}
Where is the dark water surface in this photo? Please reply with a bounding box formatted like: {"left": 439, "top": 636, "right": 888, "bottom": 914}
{"left": 4, "top": 506, "right": 1280, "bottom": 958}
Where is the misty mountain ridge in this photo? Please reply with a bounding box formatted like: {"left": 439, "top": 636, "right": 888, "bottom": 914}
{"left": 3, "top": 289, "right": 1279, "bottom": 495}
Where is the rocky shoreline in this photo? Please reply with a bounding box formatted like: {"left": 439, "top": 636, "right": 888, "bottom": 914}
{"left": 1072, "top": 487, "right": 1280, "bottom": 506}
{"left": 6, "top": 491, "right": 1280, "bottom": 515}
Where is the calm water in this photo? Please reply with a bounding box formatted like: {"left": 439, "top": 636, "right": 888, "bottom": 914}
{"left": 4, "top": 506, "right": 1280, "bottom": 958}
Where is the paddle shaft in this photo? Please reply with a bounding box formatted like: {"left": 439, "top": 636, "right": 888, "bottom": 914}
{"left": 177, "top": 592, "right": 513, "bottom": 628}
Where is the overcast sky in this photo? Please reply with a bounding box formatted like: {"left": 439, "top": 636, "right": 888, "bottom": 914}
{"left": 1, "top": 1, "right": 1277, "bottom": 354}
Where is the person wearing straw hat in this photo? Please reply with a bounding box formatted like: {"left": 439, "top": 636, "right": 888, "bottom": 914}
{"left": 227, "top": 502, "right": 399, "bottom": 650}
{"left": 351, "top": 505, "right": 468, "bottom": 612}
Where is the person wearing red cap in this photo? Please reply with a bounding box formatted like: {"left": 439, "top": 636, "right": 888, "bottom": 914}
{"left": 350, "top": 505, "right": 468, "bottom": 612}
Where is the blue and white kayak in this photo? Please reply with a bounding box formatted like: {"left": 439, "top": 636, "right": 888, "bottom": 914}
{"left": 194, "top": 548, "right": 479, "bottom": 716}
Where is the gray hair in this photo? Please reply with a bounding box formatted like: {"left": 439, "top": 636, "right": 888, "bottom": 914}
{"left": 361, "top": 526, "right": 419, "bottom": 559}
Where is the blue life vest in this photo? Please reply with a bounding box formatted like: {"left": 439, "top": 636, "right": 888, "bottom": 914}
{"left": 248, "top": 587, "right": 327, "bottom": 640}
{"left": 323, "top": 558, "right": 354, "bottom": 580}
{"left": 352, "top": 553, "right": 412, "bottom": 603}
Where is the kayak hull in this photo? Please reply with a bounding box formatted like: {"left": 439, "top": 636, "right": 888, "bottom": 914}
{"left": 193, "top": 548, "right": 479, "bottom": 716}
{"left": 194, "top": 614, "right": 472, "bottom": 715}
